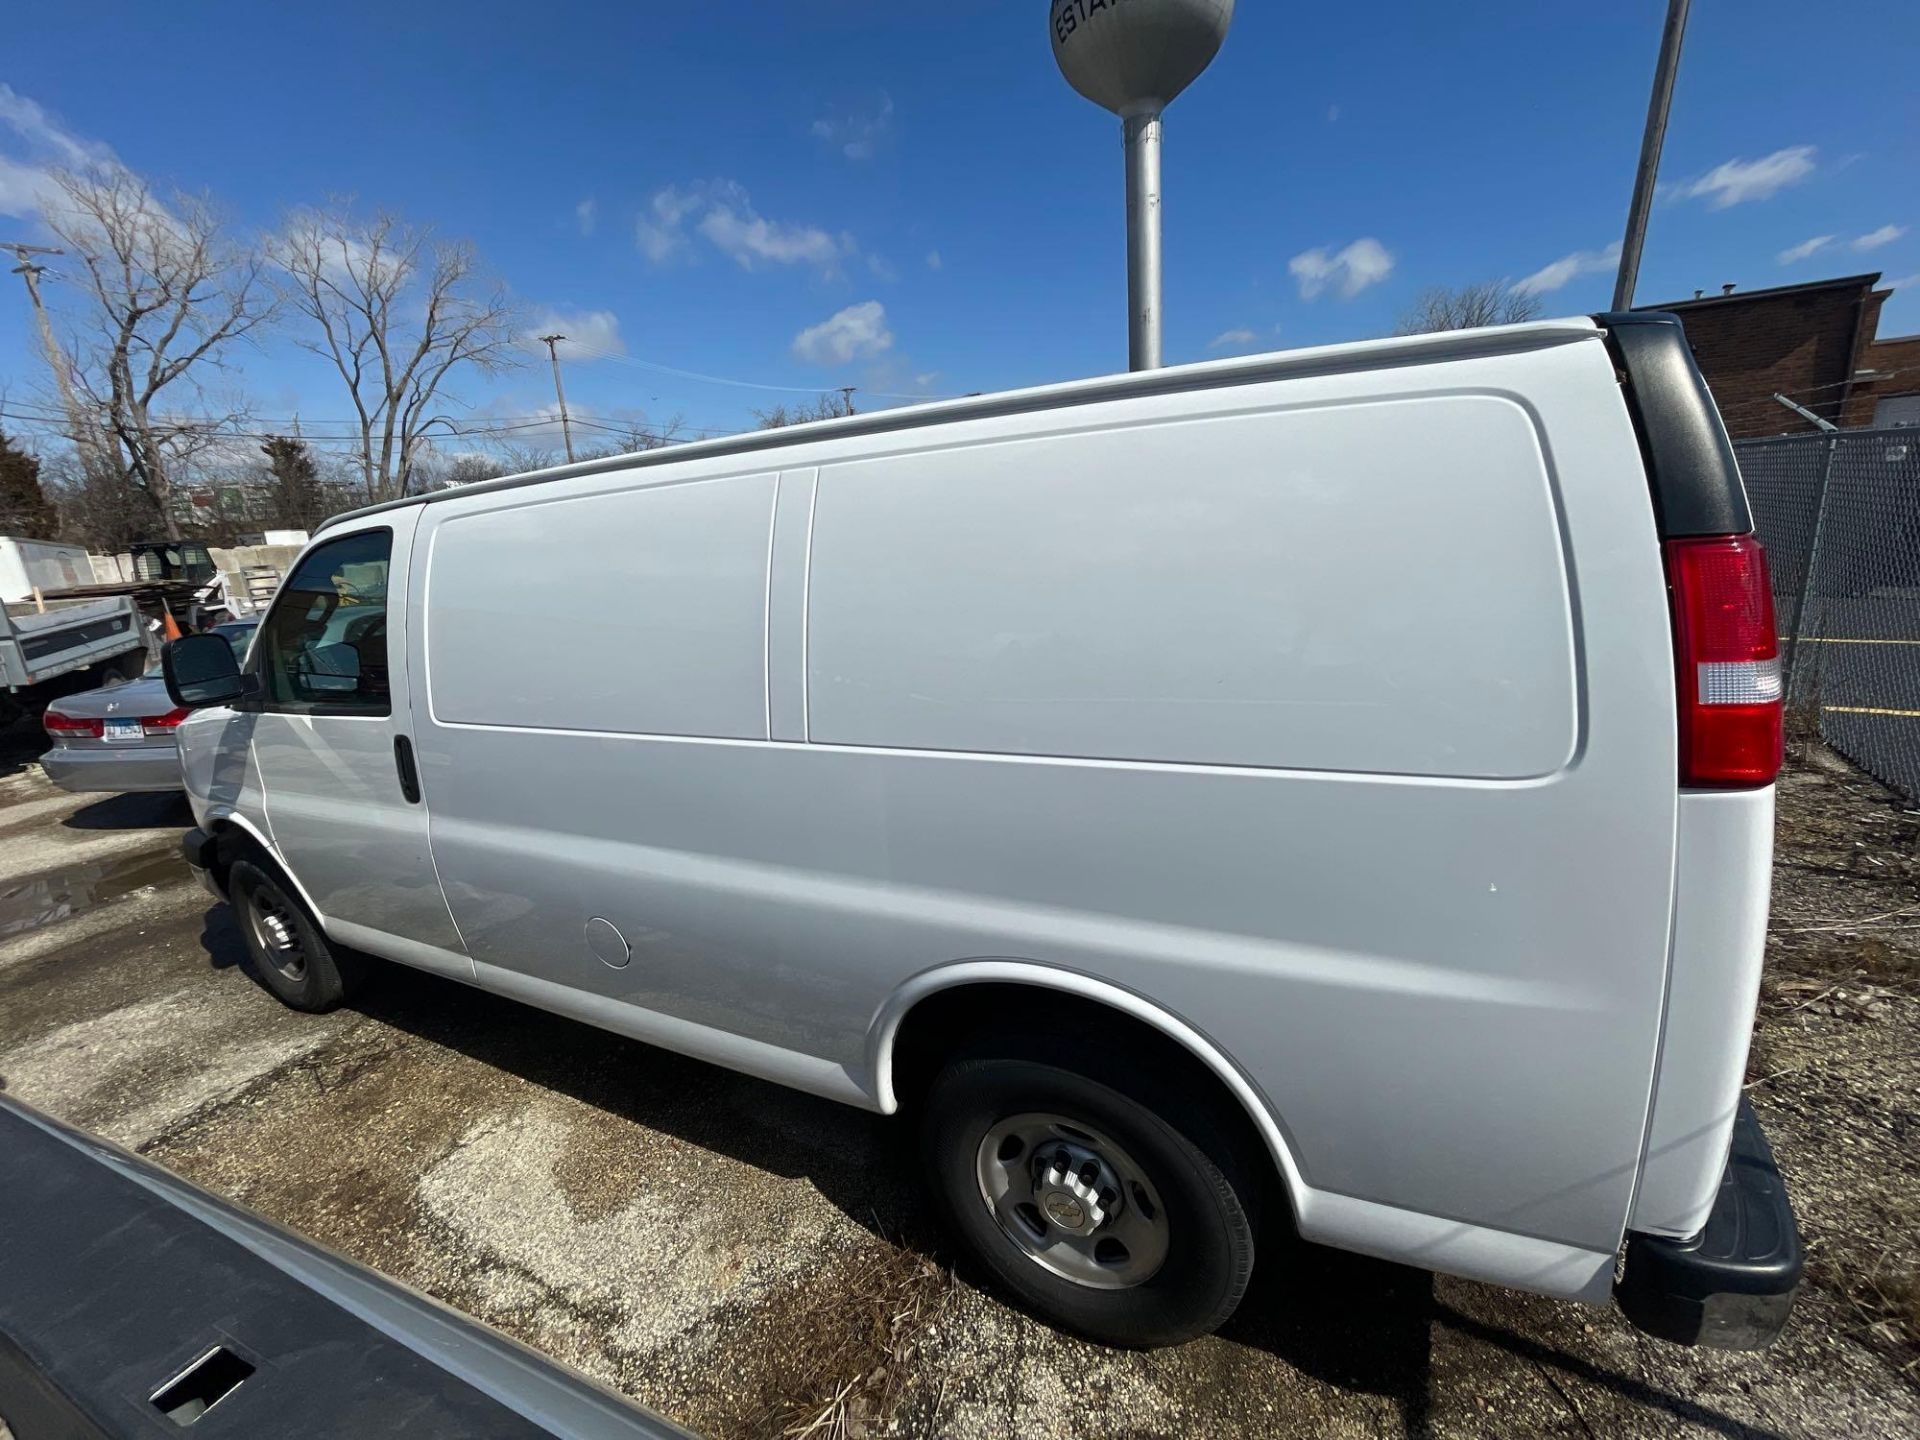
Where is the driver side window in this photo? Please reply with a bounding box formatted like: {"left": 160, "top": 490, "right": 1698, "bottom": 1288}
{"left": 257, "top": 529, "right": 393, "bottom": 715}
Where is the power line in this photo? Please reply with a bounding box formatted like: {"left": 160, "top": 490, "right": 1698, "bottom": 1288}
{"left": 1719, "top": 361, "right": 1920, "bottom": 408}
{"left": 557, "top": 336, "right": 948, "bottom": 402}
{"left": 0, "top": 394, "right": 744, "bottom": 447}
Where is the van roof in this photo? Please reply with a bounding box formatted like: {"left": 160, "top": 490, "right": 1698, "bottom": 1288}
{"left": 318, "top": 316, "right": 1602, "bottom": 533}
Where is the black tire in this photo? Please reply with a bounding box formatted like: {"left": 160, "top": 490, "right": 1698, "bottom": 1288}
{"left": 227, "top": 858, "right": 366, "bottom": 1013}
{"left": 920, "top": 1031, "right": 1258, "bottom": 1348}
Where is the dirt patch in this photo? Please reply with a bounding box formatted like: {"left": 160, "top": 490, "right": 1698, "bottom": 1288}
{"left": 1753, "top": 747, "right": 1920, "bottom": 1376}
{"left": 146, "top": 1022, "right": 531, "bottom": 1279}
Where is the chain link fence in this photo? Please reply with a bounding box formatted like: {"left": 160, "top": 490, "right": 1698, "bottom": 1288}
{"left": 1739, "top": 427, "right": 1920, "bottom": 800}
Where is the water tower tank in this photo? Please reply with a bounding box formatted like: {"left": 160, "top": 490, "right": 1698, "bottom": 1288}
{"left": 1050, "top": 0, "right": 1236, "bottom": 117}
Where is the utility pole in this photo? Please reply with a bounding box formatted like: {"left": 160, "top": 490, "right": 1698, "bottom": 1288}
{"left": 836, "top": 386, "right": 857, "bottom": 416}
{"left": 538, "top": 333, "right": 575, "bottom": 462}
{"left": 3, "top": 241, "right": 111, "bottom": 478}
{"left": 1611, "top": 0, "right": 1691, "bottom": 311}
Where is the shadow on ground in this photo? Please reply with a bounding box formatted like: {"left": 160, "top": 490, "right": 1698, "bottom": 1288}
{"left": 0, "top": 718, "right": 50, "bottom": 783}
{"left": 60, "top": 790, "right": 191, "bottom": 831}
{"left": 194, "top": 909, "right": 1783, "bottom": 1439}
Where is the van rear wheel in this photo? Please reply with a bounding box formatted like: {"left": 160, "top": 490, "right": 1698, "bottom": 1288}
{"left": 228, "top": 859, "right": 365, "bottom": 1013}
{"left": 920, "top": 1032, "right": 1257, "bottom": 1348}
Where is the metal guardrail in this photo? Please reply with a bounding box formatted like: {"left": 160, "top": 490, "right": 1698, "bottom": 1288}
{"left": 1739, "top": 426, "right": 1920, "bottom": 800}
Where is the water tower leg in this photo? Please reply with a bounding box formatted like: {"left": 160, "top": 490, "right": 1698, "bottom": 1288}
{"left": 1123, "top": 110, "right": 1163, "bottom": 371}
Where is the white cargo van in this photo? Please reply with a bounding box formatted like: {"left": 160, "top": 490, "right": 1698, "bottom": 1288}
{"left": 165, "top": 313, "right": 1801, "bottom": 1349}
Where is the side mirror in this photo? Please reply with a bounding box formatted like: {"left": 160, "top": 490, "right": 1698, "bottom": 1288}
{"left": 163, "top": 633, "right": 248, "bottom": 709}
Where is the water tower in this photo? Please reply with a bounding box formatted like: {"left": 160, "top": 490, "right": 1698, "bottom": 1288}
{"left": 1051, "top": 0, "right": 1235, "bottom": 370}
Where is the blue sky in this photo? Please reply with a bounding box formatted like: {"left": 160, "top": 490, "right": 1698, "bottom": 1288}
{"left": 2, "top": 0, "right": 1916, "bottom": 453}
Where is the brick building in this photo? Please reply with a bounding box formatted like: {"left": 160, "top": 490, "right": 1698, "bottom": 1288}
{"left": 1634, "top": 273, "right": 1918, "bottom": 438}
{"left": 1855, "top": 328, "right": 1920, "bottom": 429}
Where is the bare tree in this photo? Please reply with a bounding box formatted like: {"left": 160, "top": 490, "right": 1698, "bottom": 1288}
{"left": 753, "top": 393, "right": 853, "bottom": 430}
{"left": 440, "top": 452, "right": 511, "bottom": 487}
{"left": 39, "top": 445, "right": 159, "bottom": 551}
{"left": 275, "top": 207, "right": 521, "bottom": 504}
{"left": 609, "top": 414, "right": 686, "bottom": 451}
{"left": 44, "top": 168, "right": 274, "bottom": 537}
{"left": 497, "top": 442, "right": 560, "bottom": 475}
{"left": 1395, "top": 282, "right": 1543, "bottom": 335}
{"left": 575, "top": 415, "right": 688, "bottom": 460}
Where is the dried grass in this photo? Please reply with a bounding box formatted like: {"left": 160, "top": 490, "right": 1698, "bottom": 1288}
{"left": 770, "top": 1239, "right": 954, "bottom": 1439}
{"left": 1757, "top": 747, "right": 1920, "bottom": 1378}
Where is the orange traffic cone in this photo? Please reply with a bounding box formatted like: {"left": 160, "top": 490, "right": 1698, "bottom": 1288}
{"left": 161, "top": 602, "right": 184, "bottom": 641}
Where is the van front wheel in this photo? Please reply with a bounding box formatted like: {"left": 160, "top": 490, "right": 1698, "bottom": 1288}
{"left": 228, "top": 859, "right": 366, "bottom": 1013}
{"left": 920, "top": 1035, "right": 1257, "bottom": 1347}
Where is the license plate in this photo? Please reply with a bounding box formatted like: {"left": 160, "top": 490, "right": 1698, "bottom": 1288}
{"left": 103, "top": 719, "right": 143, "bottom": 744}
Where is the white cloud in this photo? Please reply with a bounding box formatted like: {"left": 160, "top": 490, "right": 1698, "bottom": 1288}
{"left": 866, "top": 252, "right": 898, "bottom": 282}
{"left": 1513, "top": 241, "right": 1622, "bottom": 297}
{"left": 913, "top": 371, "right": 941, "bottom": 389}
{"left": 925, "top": 250, "right": 943, "bottom": 271}
{"left": 1671, "top": 146, "right": 1816, "bottom": 209}
{"left": 0, "top": 155, "right": 62, "bottom": 218}
{"left": 635, "top": 180, "right": 848, "bottom": 273}
{"left": 699, "top": 205, "right": 842, "bottom": 270}
{"left": 0, "top": 83, "right": 117, "bottom": 219}
{"left": 574, "top": 197, "right": 597, "bottom": 237}
{"left": 1777, "top": 235, "right": 1834, "bottom": 265}
{"left": 635, "top": 185, "right": 704, "bottom": 262}
{"left": 812, "top": 94, "right": 894, "bottom": 161}
{"left": 0, "top": 85, "right": 113, "bottom": 170}
{"left": 1207, "top": 327, "right": 1259, "bottom": 351}
{"left": 1326, "top": 104, "right": 1340, "bottom": 124}
{"left": 1288, "top": 238, "right": 1394, "bottom": 300}
{"left": 792, "top": 301, "right": 893, "bottom": 366}
{"left": 275, "top": 212, "right": 389, "bottom": 286}
{"left": 1853, "top": 224, "right": 1907, "bottom": 252}
{"left": 1884, "top": 273, "right": 1920, "bottom": 291}
{"left": 522, "top": 308, "right": 624, "bottom": 361}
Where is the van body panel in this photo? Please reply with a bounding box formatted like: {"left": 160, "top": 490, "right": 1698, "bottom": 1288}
{"left": 467, "top": 955, "right": 870, "bottom": 1107}
{"left": 806, "top": 395, "right": 1577, "bottom": 779}
{"left": 1297, "top": 1188, "right": 1616, "bottom": 1302}
{"left": 1630, "top": 786, "right": 1776, "bottom": 1237}
{"left": 179, "top": 708, "right": 269, "bottom": 841}
{"left": 402, "top": 332, "right": 1681, "bottom": 1258}
{"left": 424, "top": 474, "right": 778, "bottom": 740}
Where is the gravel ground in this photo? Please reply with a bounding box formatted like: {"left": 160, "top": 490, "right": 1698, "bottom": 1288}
{"left": 0, "top": 729, "right": 1916, "bottom": 1439}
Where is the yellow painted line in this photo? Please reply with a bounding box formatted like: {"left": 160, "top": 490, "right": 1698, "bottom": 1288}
{"left": 1796, "top": 637, "right": 1920, "bottom": 645}
{"left": 1822, "top": 705, "right": 1920, "bottom": 718}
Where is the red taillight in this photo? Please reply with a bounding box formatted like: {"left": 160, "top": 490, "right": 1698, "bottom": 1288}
{"left": 1664, "top": 534, "right": 1783, "bottom": 787}
{"left": 142, "top": 708, "right": 192, "bottom": 737}
{"left": 43, "top": 710, "right": 102, "bottom": 739}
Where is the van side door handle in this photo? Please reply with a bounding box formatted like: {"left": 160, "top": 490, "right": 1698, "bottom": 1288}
{"left": 392, "top": 735, "right": 422, "bottom": 804}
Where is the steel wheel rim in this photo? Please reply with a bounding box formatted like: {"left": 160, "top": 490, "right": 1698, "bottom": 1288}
{"left": 975, "top": 1111, "right": 1171, "bottom": 1290}
{"left": 246, "top": 888, "right": 306, "bottom": 982}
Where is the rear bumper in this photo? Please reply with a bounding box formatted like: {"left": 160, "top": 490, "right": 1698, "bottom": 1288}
{"left": 39, "top": 744, "right": 183, "bottom": 794}
{"left": 1616, "top": 1098, "right": 1803, "bottom": 1349}
{"left": 182, "top": 826, "right": 224, "bottom": 899}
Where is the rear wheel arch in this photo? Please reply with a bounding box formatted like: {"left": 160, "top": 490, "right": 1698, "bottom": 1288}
{"left": 874, "top": 967, "right": 1302, "bottom": 1227}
